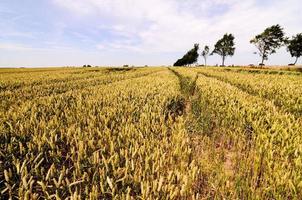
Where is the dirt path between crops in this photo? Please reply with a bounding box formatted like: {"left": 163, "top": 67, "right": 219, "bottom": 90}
{"left": 169, "top": 68, "right": 237, "bottom": 197}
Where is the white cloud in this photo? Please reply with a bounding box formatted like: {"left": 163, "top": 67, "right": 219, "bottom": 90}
{"left": 53, "top": 0, "right": 301, "bottom": 57}
{"left": 0, "top": 42, "right": 77, "bottom": 52}
{"left": 1, "top": 0, "right": 301, "bottom": 66}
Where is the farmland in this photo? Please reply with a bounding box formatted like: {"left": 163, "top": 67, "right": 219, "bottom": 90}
{"left": 1, "top": 66, "right": 302, "bottom": 199}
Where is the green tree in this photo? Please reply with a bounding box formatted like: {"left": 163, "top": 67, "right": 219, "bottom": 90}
{"left": 250, "top": 24, "right": 286, "bottom": 65}
{"left": 211, "top": 34, "right": 235, "bottom": 66}
{"left": 201, "top": 45, "right": 210, "bottom": 66}
{"left": 174, "top": 44, "right": 199, "bottom": 66}
{"left": 287, "top": 33, "right": 302, "bottom": 65}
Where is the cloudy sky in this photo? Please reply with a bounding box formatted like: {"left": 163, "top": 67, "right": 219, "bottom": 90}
{"left": 0, "top": 0, "right": 301, "bottom": 67}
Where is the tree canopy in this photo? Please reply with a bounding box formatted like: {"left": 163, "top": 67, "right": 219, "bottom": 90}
{"left": 174, "top": 44, "right": 199, "bottom": 66}
{"left": 250, "top": 24, "right": 286, "bottom": 65}
{"left": 287, "top": 33, "right": 302, "bottom": 65}
{"left": 211, "top": 34, "right": 235, "bottom": 66}
{"left": 171, "top": 25, "right": 299, "bottom": 67}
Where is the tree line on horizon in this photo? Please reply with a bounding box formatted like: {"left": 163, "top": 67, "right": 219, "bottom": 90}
{"left": 173, "top": 24, "right": 302, "bottom": 67}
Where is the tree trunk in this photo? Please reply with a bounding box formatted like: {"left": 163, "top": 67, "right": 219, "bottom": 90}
{"left": 204, "top": 57, "right": 207, "bottom": 66}
{"left": 261, "top": 55, "right": 265, "bottom": 66}
{"left": 222, "top": 56, "right": 225, "bottom": 66}
{"left": 294, "top": 57, "right": 299, "bottom": 65}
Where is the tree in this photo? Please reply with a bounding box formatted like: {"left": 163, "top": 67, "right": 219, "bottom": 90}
{"left": 174, "top": 44, "right": 199, "bottom": 66}
{"left": 250, "top": 24, "right": 286, "bottom": 65}
{"left": 201, "top": 45, "right": 210, "bottom": 66}
{"left": 211, "top": 34, "right": 235, "bottom": 66}
{"left": 287, "top": 33, "right": 302, "bottom": 65}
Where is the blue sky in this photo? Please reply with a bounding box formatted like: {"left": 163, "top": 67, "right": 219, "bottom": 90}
{"left": 0, "top": 0, "right": 301, "bottom": 67}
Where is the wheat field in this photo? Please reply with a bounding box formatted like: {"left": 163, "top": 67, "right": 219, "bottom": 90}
{"left": 1, "top": 67, "right": 302, "bottom": 199}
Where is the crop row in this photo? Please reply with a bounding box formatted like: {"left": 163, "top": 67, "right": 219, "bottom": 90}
{"left": 195, "top": 68, "right": 302, "bottom": 118}
{"left": 0, "top": 69, "right": 201, "bottom": 199}
{"left": 175, "top": 68, "right": 302, "bottom": 199}
{"left": 0, "top": 68, "right": 163, "bottom": 112}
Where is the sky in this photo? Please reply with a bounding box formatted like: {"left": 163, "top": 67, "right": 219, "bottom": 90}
{"left": 0, "top": 0, "right": 301, "bottom": 67}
